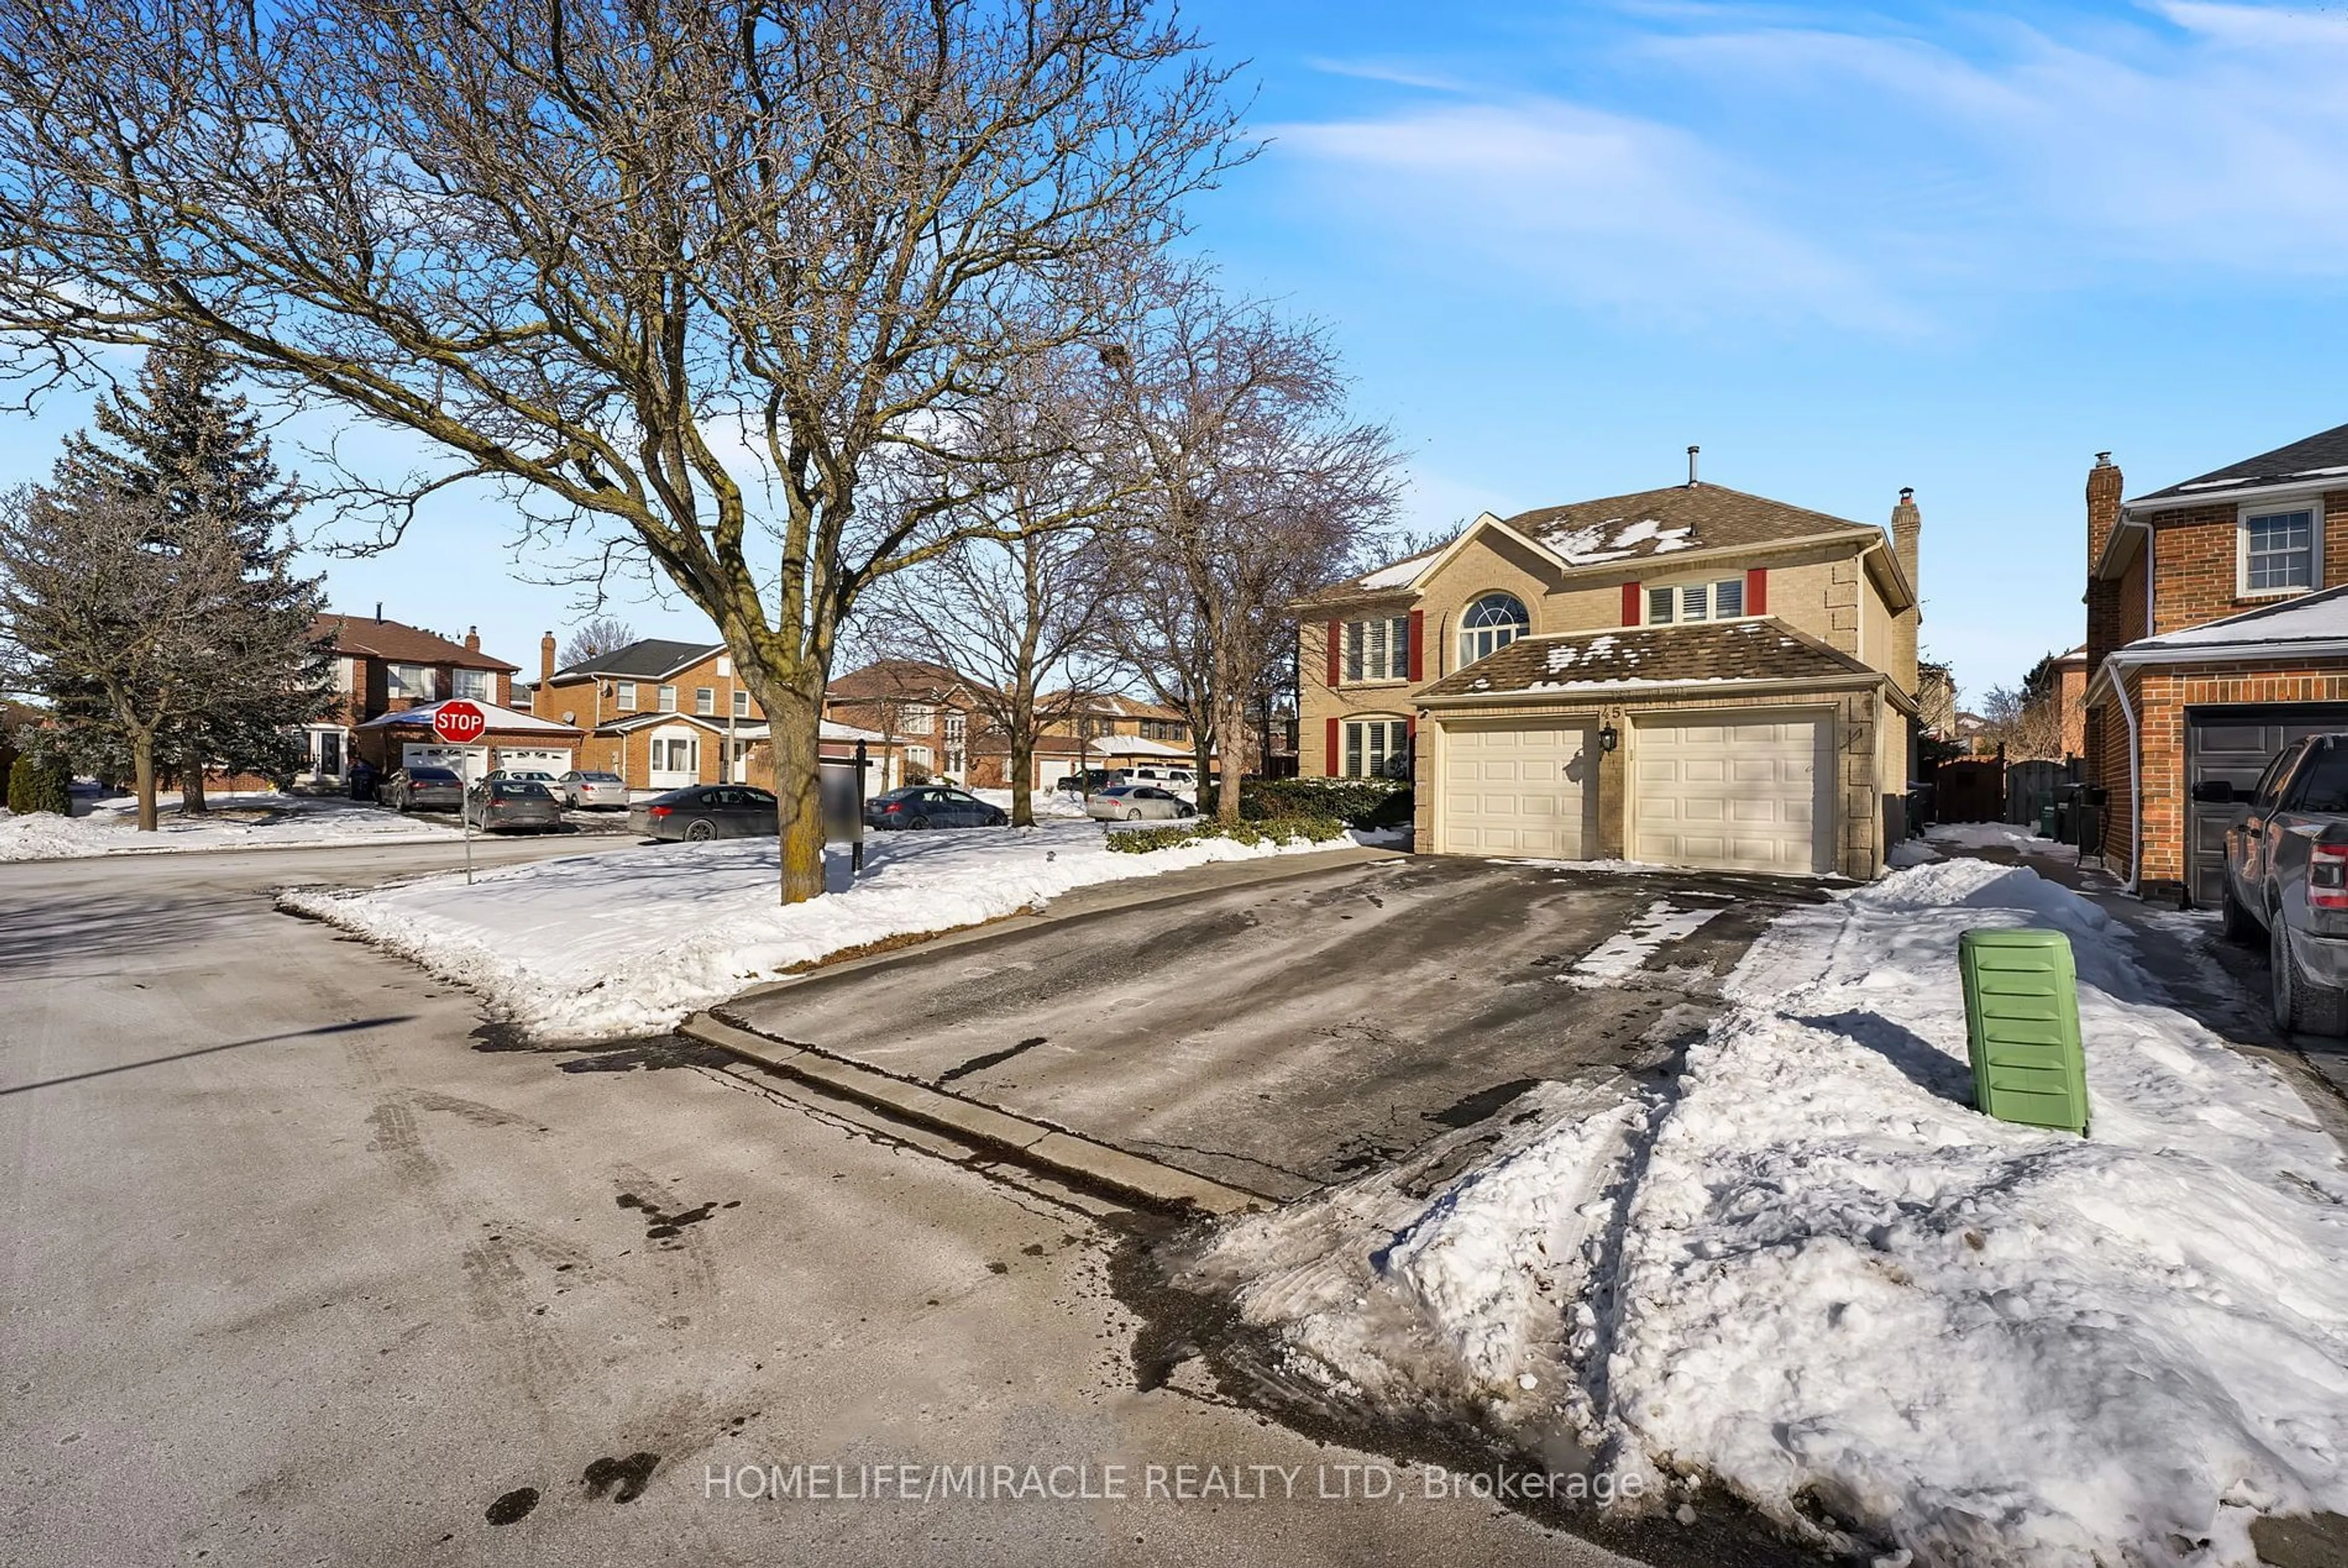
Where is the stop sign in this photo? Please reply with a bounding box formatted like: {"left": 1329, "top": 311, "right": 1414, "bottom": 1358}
{"left": 432, "top": 700, "right": 488, "bottom": 746}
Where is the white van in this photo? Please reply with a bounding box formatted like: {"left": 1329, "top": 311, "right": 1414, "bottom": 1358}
{"left": 1129, "top": 765, "right": 1197, "bottom": 787}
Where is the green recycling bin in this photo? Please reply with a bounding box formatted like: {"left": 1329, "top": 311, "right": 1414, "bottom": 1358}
{"left": 1958, "top": 927, "right": 2089, "bottom": 1135}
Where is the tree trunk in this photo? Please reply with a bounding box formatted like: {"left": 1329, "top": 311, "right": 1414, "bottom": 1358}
{"left": 1214, "top": 691, "right": 1248, "bottom": 825}
{"left": 1008, "top": 688, "right": 1035, "bottom": 828}
{"left": 131, "top": 731, "right": 157, "bottom": 832}
{"left": 182, "top": 765, "right": 207, "bottom": 815}
{"left": 762, "top": 675, "right": 831, "bottom": 904}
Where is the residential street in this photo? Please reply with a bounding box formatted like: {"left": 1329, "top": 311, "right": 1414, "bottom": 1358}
{"left": 1, "top": 842, "right": 1760, "bottom": 1568}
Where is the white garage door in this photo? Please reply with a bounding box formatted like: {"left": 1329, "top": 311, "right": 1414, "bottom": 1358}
{"left": 1632, "top": 713, "right": 1831, "bottom": 874}
{"left": 1439, "top": 722, "right": 1597, "bottom": 858}
{"left": 495, "top": 747, "right": 573, "bottom": 775}
{"left": 402, "top": 742, "right": 489, "bottom": 784}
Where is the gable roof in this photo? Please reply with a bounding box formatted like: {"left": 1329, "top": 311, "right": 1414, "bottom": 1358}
{"left": 827, "top": 659, "right": 983, "bottom": 704}
{"left": 1417, "top": 619, "right": 1882, "bottom": 702}
{"left": 314, "top": 613, "right": 518, "bottom": 673}
{"left": 1312, "top": 483, "right": 1887, "bottom": 602}
{"left": 353, "top": 699, "right": 579, "bottom": 735}
{"left": 2131, "top": 421, "right": 2348, "bottom": 509}
{"left": 550, "top": 638, "right": 720, "bottom": 682}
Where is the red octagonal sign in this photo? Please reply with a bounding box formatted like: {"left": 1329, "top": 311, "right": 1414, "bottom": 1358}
{"left": 432, "top": 700, "right": 488, "bottom": 746}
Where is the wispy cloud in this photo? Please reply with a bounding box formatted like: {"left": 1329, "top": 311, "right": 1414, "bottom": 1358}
{"left": 1263, "top": 2, "right": 2348, "bottom": 330}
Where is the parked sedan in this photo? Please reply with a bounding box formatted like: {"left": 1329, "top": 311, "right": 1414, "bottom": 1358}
{"left": 631, "top": 784, "right": 780, "bottom": 842}
{"left": 865, "top": 785, "right": 1009, "bottom": 831}
{"left": 557, "top": 769, "right": 628, "bottom": 810}
{"left": 383, "top": 765, "right": 465, "bottom": 812}
{"left": 1084, "top": 784, "right": 1195, "bottom": 822}
{"left": 463, "top": 778, "right": 564, "bottom": 834}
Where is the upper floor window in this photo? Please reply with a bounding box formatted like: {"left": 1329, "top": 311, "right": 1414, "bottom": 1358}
{"left": 452, "top": 668, "right": 490, "bottom": 702}
{"left": 1646, "top": 577, "right": 1746, "bottom": 625}
{"left": 2242, "top": 505, "right": 2319, "bottom": 595}
{"left": 386, "top": 662, "right": 435, "bottom": 701}
{"left": 901, "top": 704, "right": 936, "bottom": 730}
{"left": 657, "top": 684, "right": 677, "bottom": 712}
{"left": 733, "top": 690, "right": 751, "bottom": 718}
{"left": 1458, "top": 594, "right": 1529, "bottom": 665}
{"left": 717, "top": 655, "right": 732, "bottom": 677}
{"left": 695, "top": 686, "right": 715, "bottom": 715}
{"left": 1343, "top": 616, "right": 1410, "bottom": 682}
{"left": 614, "top": 681, "right": 637, "bottom": 710}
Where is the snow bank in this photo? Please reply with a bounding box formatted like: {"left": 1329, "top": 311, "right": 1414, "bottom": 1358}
{"left": 278, "top": 820, "right": 1351, "bottom": 1042}
{"left": 0, "top": 792, "right": 457, "bottom": 861}
{"left": 1197, "top": 858, "right": 2348, "bottom": 1565}
{"left": 1923, "top": 820, "right": 2047, "bottom": 853}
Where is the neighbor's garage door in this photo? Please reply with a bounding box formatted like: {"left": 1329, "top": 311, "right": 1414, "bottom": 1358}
{"left": 2184, "top": 704, "right": 2348, "bottom": 908}
{"left": 1632, "top": 713, "right": 1832, "bottom": 875}
{"left": 402, "top": 742, "right": 489, "bottom": 784}
{"left": 495, "top": 746, "right": 574, "bottom": 774}
{"left": 1438, "top": 721, "right": 1597, "bottom": 858}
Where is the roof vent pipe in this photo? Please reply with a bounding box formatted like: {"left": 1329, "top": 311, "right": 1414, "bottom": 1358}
{"left": 1686, "top": 445, "right": 1700, "bottom": 487}
{"left": 375, "top": 601, "right": 383, "bottom": 622}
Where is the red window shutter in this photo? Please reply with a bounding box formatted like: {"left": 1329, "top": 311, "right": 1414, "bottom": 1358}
{"left": 1325, "top": 716, "right": 1341, "bottom": 776}
{"left": 1326, "top": 620, "right": 1342, "bottom": 688}
{"left": 1622, "top": 582, "right": 1642, "bottom": 626}
{"left": 1407, "top": 611, "right": 1425, "bottom": 681}
{"left": 1745, "top": 567, "right": 1768, "bottom": 615}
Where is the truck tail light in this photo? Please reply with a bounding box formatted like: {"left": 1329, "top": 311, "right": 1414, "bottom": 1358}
{"left": 2313, "top": 842, "right": 2348, "bottom": 909}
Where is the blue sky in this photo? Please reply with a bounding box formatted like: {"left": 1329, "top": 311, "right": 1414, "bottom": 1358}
{"left": 8, "top": 0, "right": 2348, "bottom": 701}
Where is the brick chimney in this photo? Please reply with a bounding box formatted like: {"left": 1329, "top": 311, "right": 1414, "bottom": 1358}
{"left": 464, "top": 625, "right": 481, "bottom": 653}
{"left": 540, "top": 632, "right": 557, "bottom": 688}
{"left": 1891, "top": 486, "right": 1921, "bottom": 597}
{"left": 2086, "top": 452, "right": 2123, "bottom": 566}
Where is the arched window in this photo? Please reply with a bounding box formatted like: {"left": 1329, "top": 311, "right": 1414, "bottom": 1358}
{"left": 1458, "top": 592, "right": 1530, "bottom": 665}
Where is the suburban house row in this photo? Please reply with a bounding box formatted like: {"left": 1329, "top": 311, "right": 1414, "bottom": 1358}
{"left": 281, "top": 617, "right": 1198, "bottom": 798}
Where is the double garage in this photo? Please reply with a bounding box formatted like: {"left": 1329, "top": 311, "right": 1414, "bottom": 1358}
{"left": 1436, "top": 712, "right": 1836, "bottom": 875}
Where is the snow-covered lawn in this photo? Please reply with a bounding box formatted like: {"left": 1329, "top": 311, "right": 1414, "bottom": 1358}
{"left": 967, "top": 786, "right": 1095, "bottom": 821}
{"left": 279, "top": 819, "right": 1356, "bottom": 1042}
{"left": 1192, "top": 857, "right": 2348, "bottom": 1566}
{"left": 0, "top": 792, "right": 460, "bottom": 861}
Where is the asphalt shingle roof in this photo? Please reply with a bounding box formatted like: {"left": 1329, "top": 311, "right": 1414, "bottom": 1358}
{"left": 550, "top": 638, "right": 719, "bottom": 681}
{"left": 1417, "top": 619, "right": 1877, "bottom": 700}
{"left": 314, "top": 614, "right": 519, "bottom": 672}
{"left": 2134, "top": 421, "right": 2348, "bottom": 504}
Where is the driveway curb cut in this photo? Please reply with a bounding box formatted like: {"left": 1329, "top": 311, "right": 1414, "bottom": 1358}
{"left": 679, "top": 1011, "right": 1269, "bottom": 1216}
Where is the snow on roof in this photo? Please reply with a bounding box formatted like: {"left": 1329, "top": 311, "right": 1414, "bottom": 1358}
{"left": 1536, "top": 516, "right": 1700, "bottom": 565}
{"left": 2129, "top": 583, "right": 2348, "bottom": 650}
{"left": 1357, "top": 550, "right": 1441, "bottom": 589}
{"left": 356, "top": 699, "right": 578, "bottom": 734}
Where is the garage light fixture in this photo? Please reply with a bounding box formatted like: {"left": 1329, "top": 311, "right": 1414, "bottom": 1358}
{"left": 1600, "top": 724, "right": 1619, "bottom": 753}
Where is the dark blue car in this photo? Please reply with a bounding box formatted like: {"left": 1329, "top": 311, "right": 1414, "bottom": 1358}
{"left": 863, "top": 786, "right": 1008, "bottom": 831}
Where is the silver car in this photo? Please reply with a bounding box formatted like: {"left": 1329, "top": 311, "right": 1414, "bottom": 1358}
{"left": 463, "top": 778, "right": 564, "bottom": 834}
{"left": 557, "top": 769, "right": 628, "bottom": 809}
{"left": 1085, "top": 784, "right": 1195, "bottom": 822}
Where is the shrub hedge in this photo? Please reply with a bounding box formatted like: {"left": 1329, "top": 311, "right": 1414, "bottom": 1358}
{"left": 1103, "top": 814, "right": 1348, "bottom": 855}
{"left": 7, "top": 754, "right": 71, "bottom": 816}
{"left": 1201, "top": 775, "right": 1409, "bottom": 826}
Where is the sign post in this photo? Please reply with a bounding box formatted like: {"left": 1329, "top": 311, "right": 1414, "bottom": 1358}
{"left": 851, "top": 739, "right": 868, "bottom": 875}
{"left": 432, "top": 700, "right": 488, "bottom": 886}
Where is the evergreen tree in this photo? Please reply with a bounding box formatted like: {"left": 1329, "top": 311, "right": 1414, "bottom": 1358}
{"left": 46, "top": 331, "right": 331, "bottom": 812}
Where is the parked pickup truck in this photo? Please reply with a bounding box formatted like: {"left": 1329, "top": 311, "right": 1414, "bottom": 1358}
{"left": 2210, "top": 732, "right": 2348, "bottom": 1035}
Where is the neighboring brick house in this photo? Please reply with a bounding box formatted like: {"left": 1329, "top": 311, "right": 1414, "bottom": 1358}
{"left": 2082, "top": 424, "right": 2348, "bottom": 904}
{"left": 302, "top": 611, "right": 581, "bottom": 787}
{"left": 533, "top": 638, "right": 770, "bottom": 792}
{"left": 1297, "top": 476, "right": 1923, "bottom": 878}
{"left": 824, "top": 660, "right": 992, "bottom": 784}
{"left": 2051, "top": 646, "right": 2088, "bottom": 759}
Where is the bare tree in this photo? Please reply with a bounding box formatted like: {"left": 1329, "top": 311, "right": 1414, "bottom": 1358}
{"left": 0, "top": 485, "right": 249, "bottom": 830}
{"left": 857, "top": 362, "right": 1122, "bottom": 825}
{"left": 0, "top": 0, "right": 1244, "bottom": 901}
{"left": 1100, "top": 273, "right": 1402, "bottom": 822}
{"left": 559, "top": 616, "right": 639, "bottom": 671}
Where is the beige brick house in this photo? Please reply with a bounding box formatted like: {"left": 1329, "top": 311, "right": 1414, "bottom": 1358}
{"left": 2082, "top": 422, "right": 2348, "bottom": 904}
{"left": 1297, "top": 476, "right": 1923, "bottom": 878}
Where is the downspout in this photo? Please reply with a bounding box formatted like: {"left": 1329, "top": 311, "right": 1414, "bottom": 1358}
{"left": 2107, "top": 653, "right": 2143, "bottom": 895}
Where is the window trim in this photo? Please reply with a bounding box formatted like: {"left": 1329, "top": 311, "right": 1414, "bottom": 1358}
{"left": 732, "top": 690, "right": 751, "bottom": 718}
{"left": 1642, "top": 575, "right": 1751, "bottom": 626}
{"left": 1342, "top": 615, "right": 1412, "bottom": 684}
{"left": 2237, "top": 498, "right": 2324, "bottom": 599}
{"left": 1456, "top": 591, "right": 1530, "bottom": 667}
{"left": 657, "top": 684, "right": 678, "bottom": 712}
{"left": 1340, "top": 715, "right": 1412, "bottom": 780}
{"left": 614, "top": 681, "right": 637, "bottom": 710}
{"left": 695, "top": 686, "right": 716, "bottom": 715}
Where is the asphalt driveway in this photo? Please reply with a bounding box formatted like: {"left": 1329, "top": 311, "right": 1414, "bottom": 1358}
{"left": 722, "top": 856, "right": 1832, "bottom": 1199}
